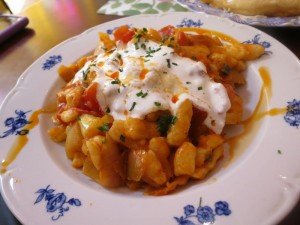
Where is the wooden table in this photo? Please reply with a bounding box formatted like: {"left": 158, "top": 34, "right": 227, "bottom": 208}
{"left": 0, "top": 0, "right": 299, "bottom": 224}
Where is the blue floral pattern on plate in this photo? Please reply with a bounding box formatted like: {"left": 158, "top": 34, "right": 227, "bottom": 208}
{"left": 284, "top": 99, "right": 300, "bottom": 128}
{"left": 42, "top": 55, "right": 62, "bottom": 70}
{"left": 174, "top": 198, "right": 231, "bottom": 224}
{"left": 0, "top": 110, "right": 31, "bottom": 138}
{"left": 34, "top": 185, "right": 81, "bottom": 221}
{"left": 176, "top": 0, "right": 300, "bottom": 27}
{"left": 177, "top": 18, "right": 203, "bottom": 27}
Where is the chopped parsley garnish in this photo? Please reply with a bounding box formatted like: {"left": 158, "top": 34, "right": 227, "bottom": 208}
{"left": 82, "top": 68, "right": 90, "bottom": 80}
{"left": 119, "top": 68, "right": 123, "bottom": 72}
{"left": 220, "top": 64, "right": 231, "bottom": 76}
{"left": 163, "top": 71, "right": 167, "bottom": 74}
{"left": 106, "top": 107, "right": 110, "bottom": 113}
{"left": 141, "top": 43, "right": 146, "bottom": 49}
{"left": 120, "top": 134, "right": 126, "bottom": 142}
{"left": 145, "top": 46, "right": 161, "bottom": 58}
{"left": 163, "top": 53, "right": 168, "bottom": 56}
{"left": 124, "top": 50, "right": 129, "bottom": 53}
{"left": 111, "top": 78, "right": 121, "bottom": 84}
{"left": 198, "top": 86, "right": 203, "bottom": 90}
{"left": 116, "top": 53, "right": 122, "bottom": 59}
{"left": 154, "top": 102, "right": 161, "bottom": 107}
{"left": 186, "top": 81, "right": 191, "bottom": 84}
{"left": 277, "top": 150, "right": 282, "bottom": 154}
{"left": 157, "top": 115, "right": 177, "bottom": 135}
{"left": 142, "top": 27, "right": 148, "bottom": 32}
{"left": 129, "top": 102, "right": 137, "bottom": 111}
{"left": 98, "top": 123, "right": 110, "bottom": 132}
{"left": 117, "top": 88, "right": 120, "bottom": 93}
{"left": 172, "top": 62, "right": 178, "bottom": 66}
{"left": 136, "top": 91, "right": 143, "bottom": 97}
{"left": 134, "top": 42, "right": 139, "bottom": 50}
{"left": 166, "top": 58, "right": 171, "bottom": 68}
{"left": 136, "top": 91, "right": 148, "bottom": 98}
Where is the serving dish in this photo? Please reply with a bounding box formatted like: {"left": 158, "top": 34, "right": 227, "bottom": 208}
{"left": 176, "top": 0, "right": 300, "bottom": 27}
{"left": 0, "top": 12, "right": 299, "bottom": 225}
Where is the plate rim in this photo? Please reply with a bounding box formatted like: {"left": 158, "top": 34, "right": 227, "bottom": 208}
{"left": 0, "top": 12, "right": 300, "bottom": 225}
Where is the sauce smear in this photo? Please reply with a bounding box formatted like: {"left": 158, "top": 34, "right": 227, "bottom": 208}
{"left": 226, "top": 67, "right": 286, "bottom": 161}
{"left": 1, "top": 109, "right": 47, "bottom": 173}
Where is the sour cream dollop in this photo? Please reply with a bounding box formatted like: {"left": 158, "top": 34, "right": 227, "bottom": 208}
{"left": 73, "top": 38, "right": 231, "bottom": 134}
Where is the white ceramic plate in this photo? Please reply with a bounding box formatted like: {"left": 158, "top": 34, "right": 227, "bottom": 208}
{"left": 0, "top": 12, "right": 300, "bottom": 225}
{"left": 176, "top": 0, "right": 300, "bottom": 27}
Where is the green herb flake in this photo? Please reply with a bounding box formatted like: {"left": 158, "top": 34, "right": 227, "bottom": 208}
{"left": 136, "top": 91, "right": 143, "bottom": 97}
{"left": 220, "top": 64, "right": 231, "bottom": 76}
{"left": 172, "top": 62, "right": 178, "bottom": 66}
{"left": 106, "top": 107, "right": 110, "bottom": 113}
{"left": 166, "top": 58, "right": 171, "bottom": 68}
{"left": 186, "top": 81, "right": 191, "bottom": 84}
{"left": 111, "top": 78, "right": 121, "bottom": 85}
{"left": 134, "top": 42, "right": 139, "bottom": 50}
{"left": 154, "top": 102, "right": 161, "bottom": 107}
{"left": 98, "top": 123, "right": 110, "bottom": 132}
{"left": 82, "top": 68, "right": 90, "bottom": 80}
{"left": 129, "top": 102, "right": 137, "bottom": 111}
{"left": 120, "top": 134, "right": 126, "bottom": 142}
{"left": 142, "top": 27, "right": 148, "bottom": 33}
{"left": 141, "top": 92, "right": 148, "bottom": 98}
{"left": 163, "top": 53, "right": 167, "bottom": 56}
{"left": 116, "top": 53, "right": 122, "bottom": 59}
{"left": 119, "top": 68, "right": 123, "bottom": 72}
{"left": 277, "top": 150, "right": 282, "bottom": 154}
{"left": 141, "top": 43, "right": 146, "bottom": 49}
{"left": 157, "top": 115, "right": 177, "bottom": 136}
{"left": 198, "top": 86, "right": 203, "bottom": 90}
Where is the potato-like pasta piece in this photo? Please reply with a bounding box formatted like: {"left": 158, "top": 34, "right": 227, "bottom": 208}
{"left": 124, "top": 118, "right": 159, "bottom": 140}
{"left": 174, "top": 142, "right": 197, "bottom": 176}
{"left": 65, "top": 85, "right": 84, "bottom": 108}
{"left": 79, "top": 114, "right": 113, "bottom": 138}
{"left": 85, "top": 136, "right": 106, "bottom": 170}
{"left": 224, "top": 84, "right": 243, "bottom": 124}
{"left": 127, "top": 149, "right": 147, "bottom": 182}
{"left": 98, "top": 134, "right": 124, "bottom": 188}
{"left": 72, "top": 152, "right": 86, "bottom": 168}
{"left": 149, "top": 137, "right": 173, "bottom": 179}
{"left": 58, "top": 64, "right": 78, "bottom": 83}
{"left": 60, "top": 109, "right": 79, "bottom": 123}
{"left": 109, "top": 120, "right": 148, "bottom": 149}
{"left": 146, "top": 176, "right": 189, "bottom": 196}
{"left": 98, "top": 32, "right": 116, "bottom": 51}
{"left": 179, "top": 45, "right": 210, "bottom": 58}
{"left": 192, "top": 145, "right": 224, "bottom": 179}
{"left": 143, "top": 150, "right": 167, "bottom": 187}
{"left": 48, "top": 125, "right": 66, "bottom": 142}
{"left": 83, "top": 157, "right": 99, "bottom": 181}
{"left": 167, "top": 99, "right": 193, "bottom": 146}
{"left": 198, "top": 134, "right": 224, "bottom": 150}
{"left": 243, "top": 44, "right": 265, "bottom": 60}
{"left": 65, "top": 121, "right": 83, "bottom": 159}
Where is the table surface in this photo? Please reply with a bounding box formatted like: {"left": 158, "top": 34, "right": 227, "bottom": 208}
{"left": 0, "top": 0, "right": 299, "bottom": 224}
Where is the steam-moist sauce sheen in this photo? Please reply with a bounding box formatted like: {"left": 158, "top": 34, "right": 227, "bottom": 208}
{"left": 74, "top": 37, "right": 231, "bottom": 134}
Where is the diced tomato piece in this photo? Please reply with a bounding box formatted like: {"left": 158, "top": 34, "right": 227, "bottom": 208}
{"left": 177, "top": 31, "right": 191, "bottom": 46}
{"left": 159, "top": 25, "right": 175, "bottom": 38}
{"left": 113, "top": 25, "right": 135, "bottom": 44}
{"left": 82, "top": 83, "right": 103, "bottom": 114}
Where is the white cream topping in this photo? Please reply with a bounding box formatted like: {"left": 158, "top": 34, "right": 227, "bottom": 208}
{"left": 73, "top": 38, "right": 231, "bottom": 134}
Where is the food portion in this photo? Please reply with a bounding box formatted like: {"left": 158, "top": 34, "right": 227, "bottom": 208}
{"left": 202, "top": 0, "right": 300, "bottom": 17}
{"left": 48, "top": 25, "right": 264, "bottom": 195}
